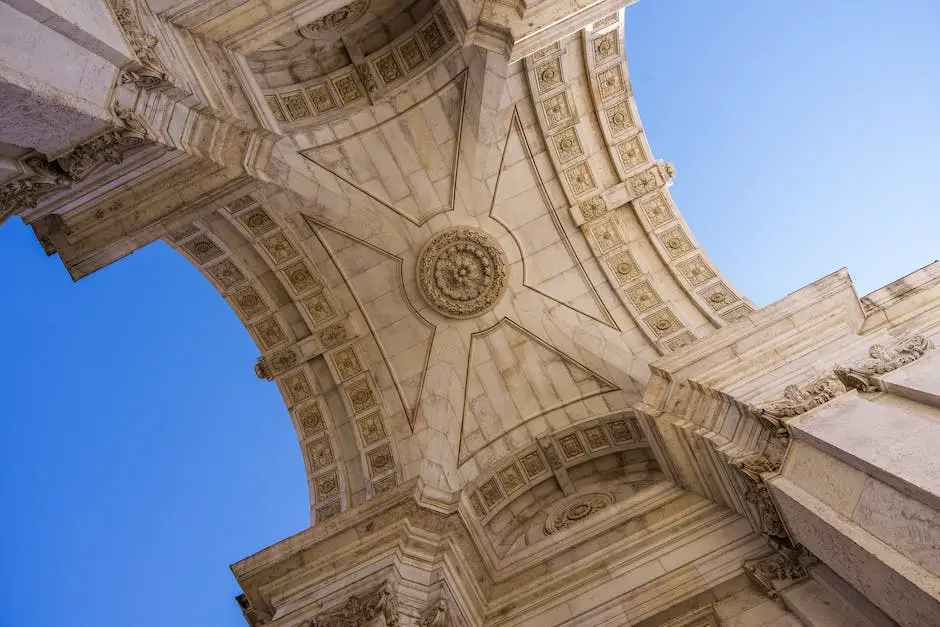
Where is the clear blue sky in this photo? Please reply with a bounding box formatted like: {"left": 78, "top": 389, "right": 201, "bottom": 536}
{"left": 1, "top": 2, "right": 937, "bottom": 626}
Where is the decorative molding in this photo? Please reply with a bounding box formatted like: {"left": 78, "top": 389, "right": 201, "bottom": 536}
{"left": 544, "top": 492, "right": 615, "bottom": 534}
{"left": 418, "top": 599, "right": 449, "bottom": 627}
{"left": 308, "top": 582, "right": 399, "bottom": 626}
{"left": 757, "top": 375, "right": 847, "bottom": 420}
{"left": 732, "top": 454, "right": 788, "bottom": 542}
{"left": 0, "top": 105, "right": 150, "bottom": 224}
{"left": 106, "top": 0, "right": 169, "bottom": 88}
{"left": 743, "top": 546, "right": 814, "bottom": 600}
{"left": 416, "top": 227, "right": 508, "bottom": 319}
{"left": 834, "top": 334, "right": 930, "bottom": 392}
{"left": 297, "top": 0, "right": 370, "bottom": 38}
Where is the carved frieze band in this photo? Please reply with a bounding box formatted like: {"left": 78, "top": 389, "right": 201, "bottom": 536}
{"left": 165, "top": 202, "right": 347, "bottom": 522}
{"left": 0, "top": 105, "right": 150, "bottom": 225}
{"left": 757, "top": 334, "right": 930, "bottom": 418}
{"left": 231, "top": 198, "right": 401, "bottom": 508}
{"left": 524, "top": 26, "right": 694, "bottom": 353}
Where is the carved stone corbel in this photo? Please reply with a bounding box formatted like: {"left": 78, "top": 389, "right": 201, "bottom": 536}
{"left": 758, "top": 375, "right": 847, "bottom": 420}
{"left": 106, "top": 0, "right": 170, "bottom": 89}
{"left": 419, "top": 599, "right": 449, "bottom": 627}
{"left": 732, "top": 454, "right": 788, "bottom": 542}
{"left": 834, "top": 334, "right": 930, "bottom": 392}
{"left": 743, "top": 544, "right": 814, "bottom": 601}
{"left": 0, "top": 104, "right": 151, "bottom": 225}
{"left": 254, "top": 357, "right": 272, "bottom": 381}
{"left": 309, "top": 582, "right": 399, "bottom": 627}
{"left": 235, "top": 594, "right": 271, "bottom": 626}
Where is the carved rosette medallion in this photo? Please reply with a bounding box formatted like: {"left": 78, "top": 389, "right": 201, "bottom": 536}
{"left": 545, "top": 492, "right": 614, "bottom": 534}
{"left": 416, "top": 227, "right": 508, "bottom": 319}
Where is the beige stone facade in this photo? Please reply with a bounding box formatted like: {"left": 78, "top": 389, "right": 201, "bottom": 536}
{"left": 2, "top": 0, "right": 938, "bottom": 624}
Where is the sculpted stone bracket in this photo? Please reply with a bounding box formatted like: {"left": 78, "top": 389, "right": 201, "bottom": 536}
{"left": 748, "top": 334, "right": 931, "bottom": 465}
{"left": 105, "top": 0, "right": 172, "bottom": 89}
{"left": 236, "top": 593, "right": 272, "bottom": 627}
{"left": 418, "top": 599, "right": 450, "bottom": 627}
{"left": 306, "top": 582, "right": 399, "bottom": 626}
{"left": 731, "top": 454, "right": 788, "bottom": 543}
{"left": 743, "top": 545, "right": 815, "bottom": 603}
{"left": 0, "top": 105, "right": 150, "bottom": 225}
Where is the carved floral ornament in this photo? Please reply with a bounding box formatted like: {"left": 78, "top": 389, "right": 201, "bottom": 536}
{"left": 418, "top": 600, "right": 448, "bottom": 627}
{"left": 305, "top": 582, "right": 399, "bottom": 627}
{"left": 0, "top": 105, "right": 149, "bottom": 223}
{"left": 755, "top": 334, "right": 930, "bottom": 421}
{"left": 416, "top": 227, "right": 508, "bottom": 319}
{"left": 544, "top": 492, "right": 615, "bottom": 534}
{"left": 106, "top": 0, "right": 169, "bottom": 88}
{"left": 298, "top": 0, "right": 371, "bottom": 38}
{"left": 744, "top": 545, "right": 814, "bottom": 600}
{"left": 834, "top": 334, "right": 930, "bottom": 392}
{"left": 732, "top": 454, "right": 788, "bottom": 542}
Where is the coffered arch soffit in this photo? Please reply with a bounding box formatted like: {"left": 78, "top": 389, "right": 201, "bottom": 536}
{"left": 152, "top": 9, "right": 752, "bottom": 525}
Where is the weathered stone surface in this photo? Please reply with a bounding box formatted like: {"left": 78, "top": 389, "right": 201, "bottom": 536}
{"left": 4, "top": 0, "right": 940, "bottom": 625}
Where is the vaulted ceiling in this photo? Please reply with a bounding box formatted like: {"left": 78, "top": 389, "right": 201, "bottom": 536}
{"left": 6, "top": 0, "right": 752, "bottom": 528}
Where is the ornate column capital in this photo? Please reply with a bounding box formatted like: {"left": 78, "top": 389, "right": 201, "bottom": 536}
{"left": 0, "top": 104, "right": 152, "bottom": 226}
{"left": 308, "top": 582, "right": 399, "bottom": 627}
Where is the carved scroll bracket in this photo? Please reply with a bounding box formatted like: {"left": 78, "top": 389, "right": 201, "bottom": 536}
{"left": 732, "top": 454, "right": 788, "bottom": 542}
{"left": 744, "top": 544, "right": 816, "bottom": 603}
{"left": 419, "top": 599, "right": 449, "bottom": 627}
{"left": 106, "top": 0, "right": 172, "bottom": 89}
{"left": 834, "top": 334, "right": 931, "bottom": 392}
{"left": 307, "top": 581, "right": 399, "bottom": 627}
{"left": 0, "top": 104, "right": 151, "bottom": 225}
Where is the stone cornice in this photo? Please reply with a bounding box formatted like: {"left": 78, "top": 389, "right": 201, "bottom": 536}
{"left": 646, "top": 269, "right": 862, "bottom": 381}
{"left": 230, "top": 477, "right": 759, "bottom": 626}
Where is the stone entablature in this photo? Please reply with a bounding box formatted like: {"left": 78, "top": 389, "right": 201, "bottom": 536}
{"left": 231, "top": 478, "right": 767, "bottom": 626}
